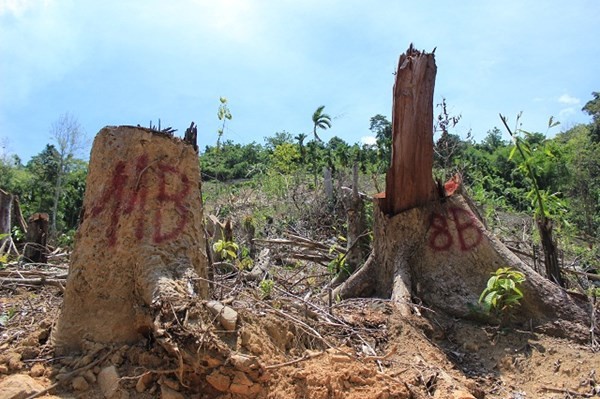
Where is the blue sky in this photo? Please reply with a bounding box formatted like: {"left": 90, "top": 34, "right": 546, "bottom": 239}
{"left": 1, "top": 0, "right": 598, "bottom": 162}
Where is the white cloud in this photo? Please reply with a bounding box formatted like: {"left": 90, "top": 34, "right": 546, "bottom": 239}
{"left": 361, "top": 136, "right": 377, "bottom": 146}
{"left": 0, "top": 0, "right": 82, "bottom": 106}
{"left": 558, "top": 94, "right": 580, "bottom": 105}
{"left": 0, "top": 0, "right": 52, "bottom": 17}
{"left": 558, "top": 107, "right": 576, "bottom": 119}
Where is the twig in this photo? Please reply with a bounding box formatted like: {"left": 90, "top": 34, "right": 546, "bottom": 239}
{"left": 26, "top": 348, "right": 116, "bottom": 399}
{"left": 539, "top": 386, "right": 593, "bottom": 397}
{"left": 265, "top": 351, "right": 325, "bottom": 370}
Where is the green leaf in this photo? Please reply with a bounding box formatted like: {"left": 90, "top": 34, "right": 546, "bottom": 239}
{"left": 508, "top": 146, "right": 517, "bottom": 161}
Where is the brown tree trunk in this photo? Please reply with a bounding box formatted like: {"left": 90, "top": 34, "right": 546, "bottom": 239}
{"left": 0, "top": 189, "right": 13, "bottom": 253}
{"left": 24, "top": 213, "right": 49, "bottom": 263}
{"left": 52, "top": 126, "right": 210, "bottom": 353}
{"left": 538, "top": 217, "right": 563, "bottom": 286}
{"left": 382, "top": 44, "right": 437, "bottom": 215}
{"left": 0, "top": 189, "right": 22, "bottom": 257}
{"left": 334, "top": 44, "right": 592, "bottom": 340}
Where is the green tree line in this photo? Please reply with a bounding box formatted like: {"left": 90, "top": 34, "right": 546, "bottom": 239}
{"left": 1, "top": 93, "right": 599, "bottom": 243}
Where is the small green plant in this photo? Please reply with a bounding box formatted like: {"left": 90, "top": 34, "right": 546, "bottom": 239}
{"left": 57, "top": 229, "right": 76, "bottom": 248}
{"left": 11, "top": 226, "right": 24, "bottom": 242}
{"left": 236, "top": 247, "right": 254, "bottom": 271}
{"left": 0, "top": 307, "right": 17, "bottom": 326}
{"left": 259, "top": 279, "right": 274, "bottom": 299}
{"left": 212, "top": 239, "right": 239, "bottom": 261}
{"left": 328, "top": 253, "right": 348, "bottom": 276}
{"left": 479, "top": 267, "right": 526, "bottom": 319}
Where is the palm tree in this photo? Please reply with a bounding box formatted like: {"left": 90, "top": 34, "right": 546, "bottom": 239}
{"left": 312, "top": 105, "right": 332, "bottom": 142}
{"left": 294, "top": 133, "right": 308, "bottom": 163}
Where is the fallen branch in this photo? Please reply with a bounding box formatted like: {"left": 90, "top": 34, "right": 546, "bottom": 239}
{"left": 0, "top": 277, "right": 66, "bottom": 291}
{"left": 539, "top": 385, "right": 594, "bottom": 397}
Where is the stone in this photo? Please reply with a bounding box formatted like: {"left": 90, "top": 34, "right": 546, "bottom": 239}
{"left": 83, "top": 369, "right": 97, "bottom": 383}
{"left": 229, "top": 371, "right": 255, "bottom": 395}
{"left": 206, "top": 300, "right": 238, "bottom": 331}
{"left": 98, "top": 365, "right": 120, "bottom": 398}
{"left": 29, "top": 363, "right": 45, "bottom": 377}
{"left": 72, "top": 375, "right": 90, "bottom": 391}
{"left": 229, "top": 354, "right": 261, "bottom": 373}
{"left": 452, "top": 390, "right": 477, "bottom": 399}
{"left": 135, "top": 372, "right": 154, "bottom": 392}
{"left": 6, "top": 352, "right": 23, "bottom": 371}
{"left": 160, "top": 385, "right": 185, "bottom": 399}
{"left": 160, "top": 376, "right": 179, "bottom": 390}
{"left": 0, "top": 374, "right": 44, "bottom": 399}
{"left": 205, "top": 370, "right": 231, "bottom": 392}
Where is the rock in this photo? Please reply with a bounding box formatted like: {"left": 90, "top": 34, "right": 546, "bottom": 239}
{"left": 72, "top": 375, "right": 89, "bottom": 391}
{"left": 160, "top": 376, "right": 179, "bottom": 390}
{"left": 229, "top": 354, "right": 261, "bottom": 373}
{"left": 135, "top": 372, "right": 154, "bottom": 392}
{"left": 452, "top": 390, "right": 477, "bottom": 399}
{"left": 0, "top": 364, "right": 8, "bottom": 374}
{"left": 0, "top": 374, "right": 45, "bottom": 399}
{"left": 98, "top": 365, "right": 120, "bottom": 398}
{"left": 229, "top": 371, "right": 255, "bottom": 395}
{"left": 6, "top": 352, "right": 24, "bottom": 371}
{"left": 29, "top": 363, "right": 45, "bottom": 377}
{"left": 206, "top": 300, "right": 238, "bottom": 331}
{"left": 82, "top": 369, "right": 97, "bottom": 383}
{"left": 80, "top": 354, "right": 94, "bottom": 366}
{"left": 206, "top": 370, "right": 231, "bottom": 392}
{"left": 160, "top": 385, "right": 185, "bottom": 399}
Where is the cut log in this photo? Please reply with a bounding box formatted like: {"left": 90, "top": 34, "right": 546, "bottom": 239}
{"left": 52, "top": 126, "right": 209, "bottom": 353}
{"left": 334, "top": 45, "right": 593, "bottom": 340}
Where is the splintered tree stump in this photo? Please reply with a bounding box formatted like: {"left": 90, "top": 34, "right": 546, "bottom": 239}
{"left": 382, "top": 44, "right": 437, "bottom": 215}
{"left": 334, "top": 45, "right": 592, "bottom": 340}
{"left": 52, "top": 126, "right": 209, "bottom": 353}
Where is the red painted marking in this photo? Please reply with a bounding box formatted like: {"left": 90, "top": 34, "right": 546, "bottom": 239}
{"left": 428, "top": 213, "right": 453, "bottom": 251}
{"left": 90, "top": 161, "right": 128, "bottom": 246}
{"left": 89, "top": 154, "right": 191, "bottom": 246}
{"left": 153, "top": 163, "right": 191, "bottom": 244}
{"left": 450, "top": 207, "right": 482, "bottom": 251}
{"left": 428, "top": 207, "right": 483, "bottom": 252}
{"left": 124, "top": 154, "right": 149, "bottom": 240}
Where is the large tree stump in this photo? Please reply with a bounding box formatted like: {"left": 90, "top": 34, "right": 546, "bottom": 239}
{"left": 52, "top": 126, "right": 209, "bottom": 353}
{"left": 334, "top": 45, "right": 592, "bottom": 339}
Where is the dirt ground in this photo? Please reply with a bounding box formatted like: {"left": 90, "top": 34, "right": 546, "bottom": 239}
{"left": 1, "top": 268, "right": 599, "bottom": 399}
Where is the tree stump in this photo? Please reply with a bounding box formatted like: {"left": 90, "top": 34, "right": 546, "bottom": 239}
{"left": 0, "top": 189, "right": 25, "bottom": 257}
{"left": 52, "top": 126, "right": 209, "bottom": 353}
{"left": 0, "top": 189, "right": 13, "bottom": 252}
{"left": 24, "top": 213, "right": 49, "bottom": 263}
{"left": 334, "top": 45, "right": 592, "bottom": 340}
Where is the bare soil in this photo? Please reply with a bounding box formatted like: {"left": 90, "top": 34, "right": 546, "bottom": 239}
{"left": 1, "top": 271, "right": 599, "bottom": 399}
